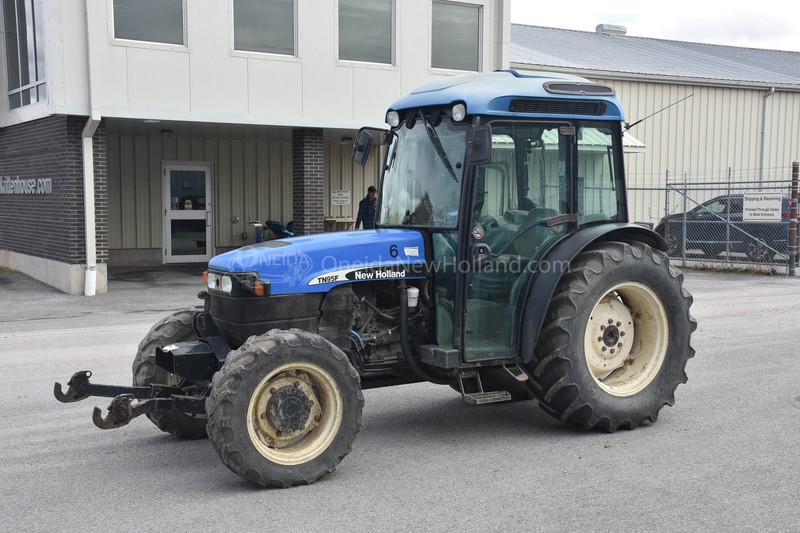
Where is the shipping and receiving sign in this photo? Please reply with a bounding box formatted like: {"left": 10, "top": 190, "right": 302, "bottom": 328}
{"left": 743, "top": 193, "right": 783, "bottom": 222}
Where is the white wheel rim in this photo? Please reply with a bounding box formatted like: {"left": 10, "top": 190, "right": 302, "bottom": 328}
{"left": 246, "top": 362, "right": 343, "bottom": 466}
{"left": 583, "top": 282, "right": 669, "bottom": 397}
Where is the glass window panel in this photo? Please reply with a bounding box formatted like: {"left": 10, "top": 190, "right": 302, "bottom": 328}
{"left": 4, "top": 0, "right": 21, "bottom": 91}
{"left": 16, "top": 0, "right": 30, "bottom": 87}
{"left": 170, "top": 170, "right": 207, "bottom": 210}
{"left": 234, "top": 0, "right": 294, "bottom": 55}
{"left": 431, "top": 1, "right": 480, "bottom": 71}
{"left": 113, "top": 0, "right": 184, "bottom": 45}
{"left": 339, "top": 0, "right": 392, "bottom": 64}
{"left": 9, "top": 91, "right": 21, "bottom": 109}
{"left": 576, "top": 124, "right": 620, "bottom": 223}
{"left": 171, "top": 220, "right": 207, "bottom": 256}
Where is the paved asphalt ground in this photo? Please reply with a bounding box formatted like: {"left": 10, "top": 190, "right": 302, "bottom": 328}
{"left": 1, "top": 265, "right": 798, "bottom": 532}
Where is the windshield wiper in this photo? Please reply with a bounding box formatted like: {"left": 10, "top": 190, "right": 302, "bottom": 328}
{"left": 420, "top": 111, "right": 459, "bottom": 183}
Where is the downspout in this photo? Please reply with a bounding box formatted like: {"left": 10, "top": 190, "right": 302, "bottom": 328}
{"left": 82, "top": 0, "right": 102, "bottom": 295}
{"left": 759, "top": 87, "right": 775, "bottom": 188}
{"left": 82, "top": 118, "right": 100, "bottom": 296}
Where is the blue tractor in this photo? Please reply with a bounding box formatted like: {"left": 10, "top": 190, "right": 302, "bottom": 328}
{"left": 55, "top": 70, "right": 696, "bottom": 488}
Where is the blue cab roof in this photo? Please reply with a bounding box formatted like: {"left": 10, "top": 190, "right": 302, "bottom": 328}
{"left": 388, "top": 69, "right": 625, "bottom": 121}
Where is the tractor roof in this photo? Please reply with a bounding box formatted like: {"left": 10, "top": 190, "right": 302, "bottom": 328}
{"left": 388, "top": 69, "right": 625, "bottom": 121}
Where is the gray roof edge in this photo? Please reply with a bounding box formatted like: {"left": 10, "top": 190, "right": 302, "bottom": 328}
{"left": 511, "top": 23, "right": 800, "bottom": 56}
{"left": 510, "top": 63, "right": 800, "bottom": 92}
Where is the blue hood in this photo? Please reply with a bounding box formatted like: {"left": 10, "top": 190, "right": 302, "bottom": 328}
{"left": 208, "top": 229, "right": 427, "bottom": 295}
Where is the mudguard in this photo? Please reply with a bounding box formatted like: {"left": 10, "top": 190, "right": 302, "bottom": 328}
{"left": 208, "top": 229, "right": 428, "bottom": 295}
{"left": 518, "top": 223, "right": 667, "bottom": 364}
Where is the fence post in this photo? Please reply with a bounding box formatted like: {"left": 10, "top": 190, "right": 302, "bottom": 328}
{"left": 790, "top": 161, "right": 799, "bottom": 276}
{"left": 726, "top": 167, "right": 732, "bottom": 263}
{"left": 682, "top": 175, "right": 688, "bottom": 267}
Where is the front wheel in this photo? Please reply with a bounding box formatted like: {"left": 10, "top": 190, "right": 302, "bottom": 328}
{"left": 526, "top": 241, "right": 696, "bottom": 432}
{"left": 132, "top": 309, "right": 208, "bottom": 439}
{"left": 206, "top": 329, "right": 364, "bottom": 488}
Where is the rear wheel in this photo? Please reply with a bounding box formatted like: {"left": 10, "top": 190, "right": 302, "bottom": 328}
{"left": 526, "top": 241, "right": 696, "bottom": 431}
{"left": 132, "top": 309, "right": 208, "bottom": 439}
{"left": 206, "top": 329, "right": 364, "bottom": 487}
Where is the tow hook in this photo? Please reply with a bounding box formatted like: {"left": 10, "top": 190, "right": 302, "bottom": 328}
{"left": 93, "top": 394, "right": 136, "bottom": 429}
{"left": 54, "top": 370, "right": 93, "bottom": 403}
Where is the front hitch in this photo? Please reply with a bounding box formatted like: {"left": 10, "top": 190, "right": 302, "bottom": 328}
{"left": 54, "top": 370, "right": 206, "bottom": 430}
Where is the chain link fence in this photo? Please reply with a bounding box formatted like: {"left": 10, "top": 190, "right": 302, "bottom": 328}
{"left": 628, "top": 164, "right": 799, "bottom": 273}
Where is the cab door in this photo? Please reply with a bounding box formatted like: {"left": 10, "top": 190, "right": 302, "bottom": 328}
{"left": 461, "top": 123, "right": 572, "bottom": 361}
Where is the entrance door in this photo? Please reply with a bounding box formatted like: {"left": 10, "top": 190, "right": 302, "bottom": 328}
{"left": 163, "top": 163, "right": 213, "bottom": 263}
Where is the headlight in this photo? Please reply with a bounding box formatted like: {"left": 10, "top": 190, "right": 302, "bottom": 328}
{"left": 221, "top": 275, "right": 233, "bottom": 294}
{"left": 207, "top": 272, "right": 217, "bottom": 290}
{"left": 386, "top": 110, "right": 400, "bottom": 127}
{"left": 452, "top": 103, "right": 466, "bottom": 122}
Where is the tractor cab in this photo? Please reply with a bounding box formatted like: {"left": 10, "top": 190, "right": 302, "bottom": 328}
{"left": 357, "top": 70, "right": 629, "bottom": 363}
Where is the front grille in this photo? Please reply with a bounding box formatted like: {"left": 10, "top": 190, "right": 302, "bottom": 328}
{"left": 509, "top": 98, "right": 607, "bottom": 116}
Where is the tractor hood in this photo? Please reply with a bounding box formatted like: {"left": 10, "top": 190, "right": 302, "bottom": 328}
{"left": 208, "top": 229, "right": 427, "bottom": 295}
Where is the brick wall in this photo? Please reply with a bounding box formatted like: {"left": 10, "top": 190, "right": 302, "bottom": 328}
{"left": 0, "top": 115, "right": 107, "bottom": 265}
{"left": 292, "top": 128, "right": 324, "bottom": 235}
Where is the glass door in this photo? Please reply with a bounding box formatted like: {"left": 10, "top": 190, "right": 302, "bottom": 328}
{"left": 163, "top": 163, "right": 213, "bottom": 263}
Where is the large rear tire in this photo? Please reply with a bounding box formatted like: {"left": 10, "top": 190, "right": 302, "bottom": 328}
{"left": 526, "top": 241, "right": 696, "bottom": 432}
{"left": 206, "top": 329, "right": 364, "bottom": 488}
{"left": 132, "top": 309, "right": 208, "bottom": 439}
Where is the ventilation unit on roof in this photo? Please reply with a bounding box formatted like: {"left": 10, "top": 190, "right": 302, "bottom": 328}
{"left": 596, "top": 24, "right": 627, "bottom": 36}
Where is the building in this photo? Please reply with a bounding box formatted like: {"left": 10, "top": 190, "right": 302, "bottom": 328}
{"left": 511, "top": 24, "right": 800, "bottom": 221}
{"left": 0, "top": 0, "right": 511, "bottom": 294}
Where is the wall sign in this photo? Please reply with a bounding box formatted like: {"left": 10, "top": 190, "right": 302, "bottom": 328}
{"left": 743, "top": 193, "right": 782, "bottom": 222}
{"left": 0, "top": 176, "right": 53, "bottom": 195}
{"left": 331, "top": 189, "right": 351, "bottom": 206}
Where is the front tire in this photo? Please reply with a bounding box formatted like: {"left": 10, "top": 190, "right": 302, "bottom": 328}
{"left": 206, "top": 329, "right": 364, "bottom": 488}
{"left": 526, "top": 241, "right": 696, "bottom": 432}
{"left": 132, "top": 309, "right": 208, "bottom": 439}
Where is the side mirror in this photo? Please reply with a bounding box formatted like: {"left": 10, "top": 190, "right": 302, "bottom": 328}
{"left": 353, "top": 129, "right": 374, "bottom": 167}
{"left": 466, "top": 125, "right": 492, "bottom": 166}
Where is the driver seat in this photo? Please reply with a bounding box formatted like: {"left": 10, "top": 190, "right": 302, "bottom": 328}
{"left": 511, "top": 208, "right": 557, "bottom": 257}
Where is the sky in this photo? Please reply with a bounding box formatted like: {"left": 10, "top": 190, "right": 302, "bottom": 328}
{"left": 510, "top": 0, "right": 800, "bottom": 52}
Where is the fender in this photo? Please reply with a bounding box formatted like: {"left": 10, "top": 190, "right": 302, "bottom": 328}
{"left": 518, "top": 223, "right": 667, "bottom": 364}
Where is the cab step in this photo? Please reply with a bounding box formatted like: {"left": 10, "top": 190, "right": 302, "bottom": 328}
{"left": 463, "top": 390, "right": 512, "bottom": 405}
{"left": 457, "top": 370, "right": 512, "bottom": 405}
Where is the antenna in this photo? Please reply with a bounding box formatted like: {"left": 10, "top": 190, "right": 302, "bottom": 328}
{"left": 624, "top": 94, "right": 694, "bottom": 131}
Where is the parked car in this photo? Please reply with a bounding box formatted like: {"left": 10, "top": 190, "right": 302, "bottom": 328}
{"left": 654, "top": 194, "right": 799, "bottom": 262}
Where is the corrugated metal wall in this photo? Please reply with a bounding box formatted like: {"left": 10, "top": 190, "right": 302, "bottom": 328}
{"left": 107, "top": 127, "right": 384, "bottom": 255}
{"left": 589, "top": 78, "right": 800, "bottom": 187}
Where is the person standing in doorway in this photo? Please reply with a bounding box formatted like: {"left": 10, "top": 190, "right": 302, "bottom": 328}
{"left": 355, "top": 185, "right": 378, "bottom": 229}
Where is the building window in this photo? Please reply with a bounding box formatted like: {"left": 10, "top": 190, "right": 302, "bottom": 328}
{"left": 233, "top": 0, "right": 295, "bottom": 55}
{"left": 112, "top": 0, "right": 184, "bottom": 45}
{"left": 338, "top": 0, "right": 393, "bottom": 64}
{"left": 3, "top": 0, "right": 46, "bottom": 110}
{"left": 431, "top": 1, "right": 481, "bottom": 71}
